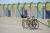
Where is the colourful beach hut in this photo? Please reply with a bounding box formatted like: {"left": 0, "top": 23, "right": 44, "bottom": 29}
{"left": 21, "top": 3, "right": 28, "bottom": 18}
{"left": 3, "top": 4, "right": 8, "bottom": 16}
{"left": 23, "top": 3, "right": 28, "bottom": 18}
{"left": 8, "top": 4, "right": 11, "bottom": 17}
{"left": 16, "top": 3, "right": 21, "bottom": 18}
{"left": 46, "top": 2, "right": 50, "bottom": 19}
{"left": 30, "top": 2, "right": 35, "bottom": 18}
{"left": 0, "top": 4, "right": 3, "bottom": 17}
{"left": 27, "top": 5, "right": 30, "bottom": 17}
{"left": 12, "top": 4, "right": 16, "bottom": 17}
{"left": 37, "top": 2, "right": 43, "bottom": 19}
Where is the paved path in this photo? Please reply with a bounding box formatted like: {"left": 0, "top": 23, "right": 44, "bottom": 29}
{"left": 0, "top": 17, "right": 50, "bottom": 33}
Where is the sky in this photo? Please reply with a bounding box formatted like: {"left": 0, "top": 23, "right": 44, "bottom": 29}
{"left": 0, "top": 0, "right": 49, "bottom": 4}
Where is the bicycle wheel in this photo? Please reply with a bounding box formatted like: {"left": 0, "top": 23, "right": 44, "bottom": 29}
{"left": 34, "top": 19, "right": 39, "bottom": 29}
{"left": 32, "top": 19, "right": 39, "bottom": 29}
{"left": 22, "top": 18, "right": 28, "bottom": 29}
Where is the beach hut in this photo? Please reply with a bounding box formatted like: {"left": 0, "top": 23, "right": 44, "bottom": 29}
{"left": 37, "top": 2, "right": 43, "bottom": 19}
{"left": 8, "top": 4, "right": 11, "bottom": 17}
{"left": 16, "top": 3, "right": 21, "bottom": 18}
{"left": 12, "top": 4, "right": 16, "bottom": 17}
{"left": 0, "top": 4, "right": 3, "bottom": 17}
{"left": 30, "top": 2, "right": 35, "bottom": 18}
{"left": 46, "top": 2, "right": 50, "bottom": 19}
{"left": 3, "top": 4, "right": 8, "bottom": 16}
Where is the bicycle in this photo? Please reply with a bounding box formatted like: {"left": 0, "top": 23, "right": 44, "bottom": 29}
{"left": 22, "top": 17, "right": 39, "bottom": 29}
